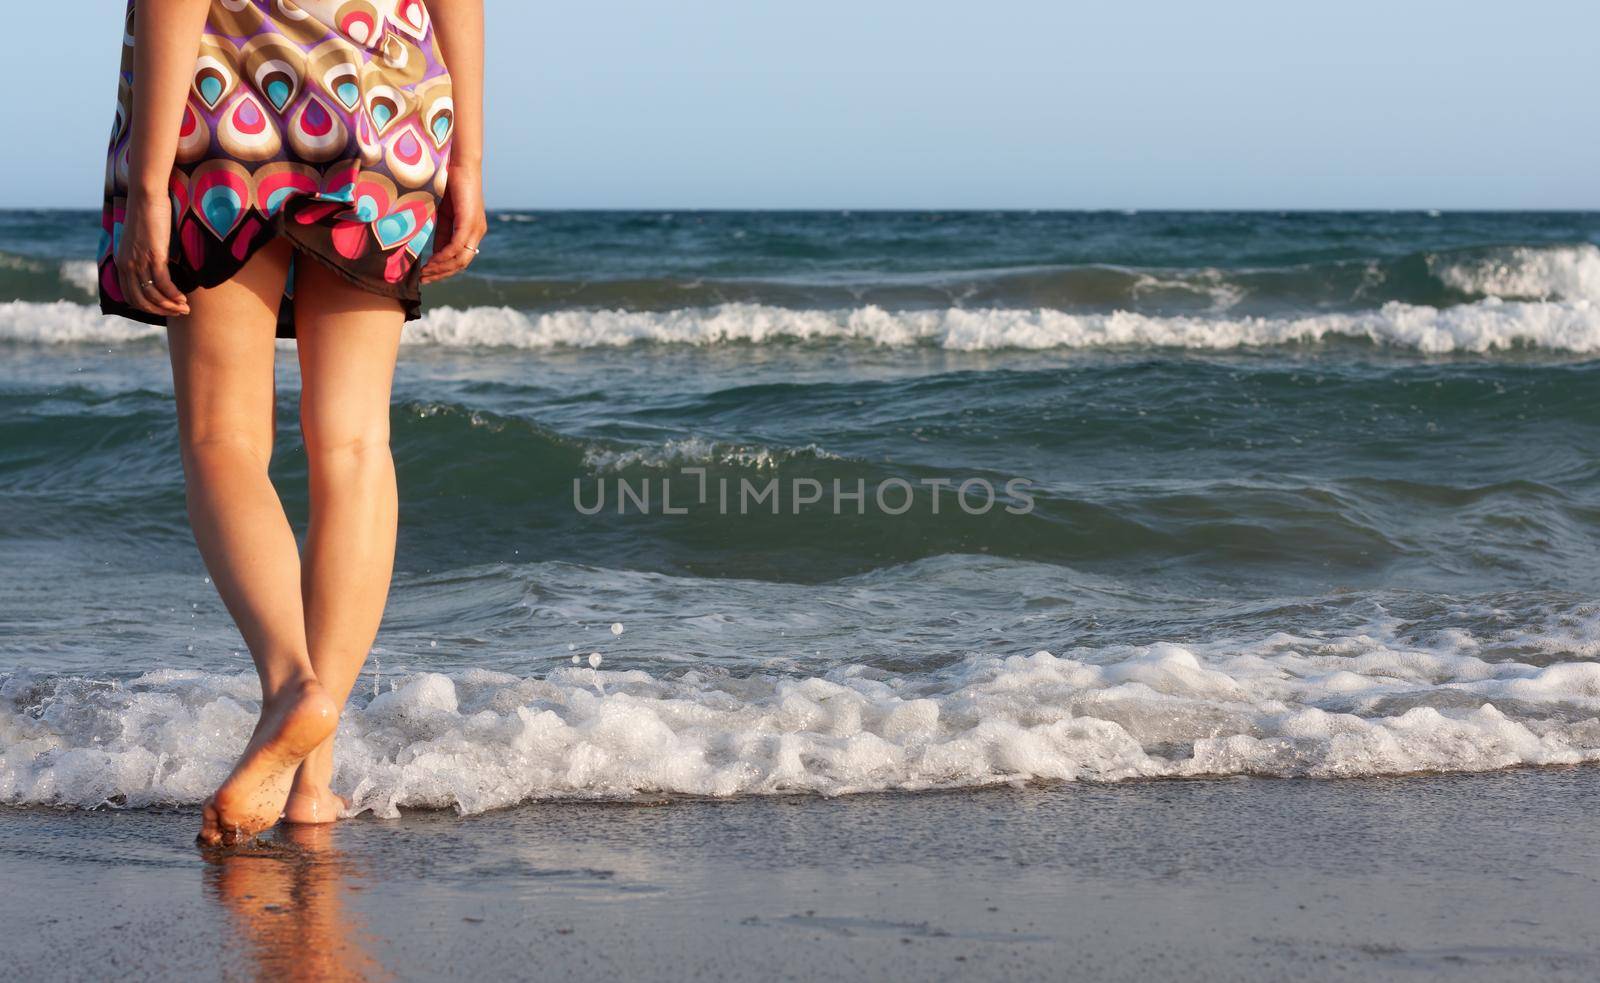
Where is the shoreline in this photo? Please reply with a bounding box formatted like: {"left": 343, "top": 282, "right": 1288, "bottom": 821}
{"left": 7, "top": 769, "right": 1600, "bottom": 981}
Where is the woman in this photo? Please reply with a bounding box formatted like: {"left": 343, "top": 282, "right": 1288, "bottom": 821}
{"left": 99, "top": 0, "right": 486, "bottom": 845}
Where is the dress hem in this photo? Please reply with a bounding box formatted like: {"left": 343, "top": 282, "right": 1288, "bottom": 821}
{"left": 98, "top": 203, "right": 424, "bottom": 339}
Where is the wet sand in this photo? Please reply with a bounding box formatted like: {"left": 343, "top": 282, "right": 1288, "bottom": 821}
{"left": 4, "top": 769, "right": 1600, "bottom": 981}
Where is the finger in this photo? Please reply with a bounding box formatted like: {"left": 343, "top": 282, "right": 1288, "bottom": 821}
{"left": 422, "top": 228, "right": 484, "bottom": 278}
{"left": 425, "top": 230, "right": 476, "bottom": 265}
{"left": 452, "top": 240, "right": 484, "bottom": 274}
{"left": 421, "top": 247, "right": 467, "bottom": 276}
{"left": 149, "top": 264, "right": 190, "bottom": 315}
{"left": 124, "top": 263, "right": 179, "bottom": 317}
{"left": 421, "top": 245, "right": 471, "bottom": 280}
{"left": 118, "top": 266, "right": 159, "bottom": 315}
{"left": 132, "top": 264, "right": 183, "bottom": 316}
{"left": 419, "top": 245, "right": 456, "bottom": 274}
{"left": 421, "top": 247, "right": 475, "bottom": 283}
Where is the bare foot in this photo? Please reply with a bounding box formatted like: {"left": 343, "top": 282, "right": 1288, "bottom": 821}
{"left": 284, "top": 786, "right": 349, "bottom": 825}
{"left": 199, "top": 678, "right": 339, "bottom": 846}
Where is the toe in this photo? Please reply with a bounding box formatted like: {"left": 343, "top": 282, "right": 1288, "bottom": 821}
{"left": 197, "top": 797, "right": 222, "bottom": 846}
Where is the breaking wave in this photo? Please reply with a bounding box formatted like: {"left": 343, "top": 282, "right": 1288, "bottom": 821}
{"left": 4, "top": 297, "right": 1599, "bottom": 354}
{"left": 6, "top": 620, "right": 1600, "bottom": 816}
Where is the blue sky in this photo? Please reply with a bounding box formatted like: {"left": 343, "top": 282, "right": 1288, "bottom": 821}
{"left": 4, "top": 0, "right": 1596, "bottom": 208}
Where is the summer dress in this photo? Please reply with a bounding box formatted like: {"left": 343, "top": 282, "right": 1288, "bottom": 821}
{"left": 99, "top": 0, "right": 454, "bottom": 336}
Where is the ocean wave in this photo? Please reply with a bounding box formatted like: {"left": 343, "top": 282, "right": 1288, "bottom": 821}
{"left": 412, "top": 244, "right": 1600, "bottom": 313}
{"left": 1431, "top": 244, "right": 1600, "bottom": 302}
{"left": 57, "top": 261, "right": 99, "bottom": 298}
{"left": 399, "top": 403, "right": 846, "bottom": 476}
{"left": 5, "top": 621, "right": 1600, "bottom": 815}
{"left": 0, "top": 252, "right": 103, "bottom": 304}
{"left": 19, "top": 387, "right": 1597, "bottom": 589}
{"left": 0, "top": 300, "right": 162, "bottom": 343}
{"left": 6, "top": 242, "right": 1600, "bottom": 314}
{"left": 404, "top": 299, "right": 1600, "bottom": 353}
{"left": 5, "top": 294, "right": 1598, "bottom": 354}
{"left": 419, "top": 264, "right": 1254, "bottom": 314}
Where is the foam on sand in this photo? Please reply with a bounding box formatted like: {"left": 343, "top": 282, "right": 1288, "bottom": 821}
{"left": 5, "top": 626, "right": 1599, "bottom": 817}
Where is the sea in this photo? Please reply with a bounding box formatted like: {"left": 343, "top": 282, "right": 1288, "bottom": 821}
{"left": 3, "top": 209, "right": 1599, "bottom": 817}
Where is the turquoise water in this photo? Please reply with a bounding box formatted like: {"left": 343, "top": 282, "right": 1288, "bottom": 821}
{"left": 3, "top": 211, "right": 1599, "bottom": 813}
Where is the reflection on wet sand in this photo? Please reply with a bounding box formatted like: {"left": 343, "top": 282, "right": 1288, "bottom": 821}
{"left": 202, "top": 824, "right": 390, "bottom": 982}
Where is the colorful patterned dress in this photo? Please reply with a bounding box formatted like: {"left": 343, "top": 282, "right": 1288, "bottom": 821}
{"left": 99, "top": 0, "right": 454, "bottom": 336}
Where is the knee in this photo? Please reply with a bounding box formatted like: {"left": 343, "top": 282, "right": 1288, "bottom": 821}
{"left": 179, "top": 429, "right": 273, "bottom": 476}
{"left": 301, "top": 423, "right": 392, "bottom": 473}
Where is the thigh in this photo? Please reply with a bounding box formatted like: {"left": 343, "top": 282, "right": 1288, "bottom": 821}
{"left": 291, "top": 256, "right": 405, "bottom": 450}
{"left": 168, "top": 238, "right": 295, "bottom": 457}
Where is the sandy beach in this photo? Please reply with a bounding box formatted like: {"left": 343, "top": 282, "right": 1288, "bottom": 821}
{"left": 5, "top": 769, "right": 1600, "bottom": 981}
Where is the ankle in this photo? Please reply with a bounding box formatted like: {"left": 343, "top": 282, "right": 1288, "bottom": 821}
{"left": 291, "top": 759, "right": 335, "bottom": 791}
{"left": 294, "top": 744, "right": 337, "bottom": 791}
{"left": 262, "top": 671, "right": 322, "bottom": 704}
{"left": 289, "top": 779, "right": 335, "bottom": 797}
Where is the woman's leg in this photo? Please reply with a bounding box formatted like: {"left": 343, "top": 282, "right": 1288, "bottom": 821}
{"left": 283, "top": 256, "right": 405, "bottom": 823}
{"left": 169, "top": 237, "right": 339, "bottom": 845}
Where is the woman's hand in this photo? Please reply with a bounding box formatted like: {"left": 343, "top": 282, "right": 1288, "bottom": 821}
{"left": 118, "top": 0, "right": 209, "bottom": 318}
{"left": 115, "top": 192, "right": 190, "bottom": 317}
{"left": 420, "top": 163, "right": 488, "bottom": 284}
{"left": 421, "top": 0, "right": 484, "bottom": 285}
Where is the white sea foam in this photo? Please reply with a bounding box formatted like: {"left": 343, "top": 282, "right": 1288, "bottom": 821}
{"left": 583, "top": 437, "right": 840, "bottom": 472}
{"left": 1432, "top": 244, "right": 1600, "bottom": 301}
{"left": 0, "top": 300, "right": 163, "bottom": 343}
{"left": 4, "top": 296, "right": 1598, "bottom": 353}
{"left": 1127, "top": 268, "right": 1244, "bottom": 312}
{"left": 4, "top": 626, "right": 1599, "bottom": 817}
{"left": 410, "top": 298, "right": 1600, "bottom": 353}
{"left": 58, "top": 261, "right": 100, "bottom": 298}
